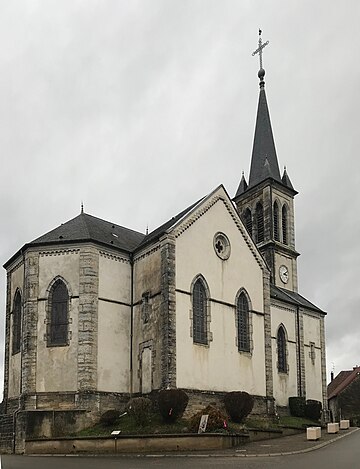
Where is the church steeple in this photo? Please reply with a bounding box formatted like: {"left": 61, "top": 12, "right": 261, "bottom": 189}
{"left": 234, "top": 30, "right": 299, "bottom": 292}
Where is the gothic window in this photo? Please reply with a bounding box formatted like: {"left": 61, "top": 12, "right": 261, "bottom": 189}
{"left": 243, "top": 208, "right": 253, "bottom": 236}
{"left": 273, "top": 201, "right": 279, "bottom": 241}
{"left": 277, "top": 325, "right": 287, "bottom": 373}
{"left": 256, "top": 202, "right": 264, "bottom": 243}
{"left": 282, "top": 205, "right": 288, "bottom": 245}
{"left": 12, "top": 290, "right": 22, "bottom": 355}
{"left": 48, "top": 279, "right": 69, "bottom": 346}
{"left": 237, "top": 292, "right": 250, "bottom": 352}
{"left": 192, "top": 278, "right": 208, "bottom": 345}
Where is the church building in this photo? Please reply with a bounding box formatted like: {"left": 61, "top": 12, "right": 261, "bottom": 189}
{"left": 1, "top": 37, "right": 327, "bottom": 447}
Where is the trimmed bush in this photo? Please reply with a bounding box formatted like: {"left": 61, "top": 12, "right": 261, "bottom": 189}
{"left": 224, "top": 391, "right": 254, "bottom": 423}
{"left": 305, "top": 399, "right": 322, "bottom": 421}
{"left": 158, "top": 389, "right": 189, "bottom": 423}
{"left": 100, "top": 409, "right": 120, "bottom": 426}
{"left": 127, "top": 397, "right": 152, "bottom": 426}
{"left": 289, "top": 396, "right": 306, "bottom": 417}
{"left": 188, "top": 404, "right": 227, "bottom": 433}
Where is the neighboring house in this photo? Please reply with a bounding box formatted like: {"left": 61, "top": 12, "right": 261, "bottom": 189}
{"left": 328, "top": 366, "right": 360, "bottom": 424}
{"left": 1, "top": 56, "right": 327, "bottom": 452}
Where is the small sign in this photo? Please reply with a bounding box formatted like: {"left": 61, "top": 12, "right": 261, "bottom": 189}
{"left": 198, "top": 414, "right": 209, "bottom": 434}
{"left": 111, "top": 430, "right": 121, "bottom": 435}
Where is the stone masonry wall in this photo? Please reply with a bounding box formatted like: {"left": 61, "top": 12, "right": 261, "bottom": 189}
{"left": 78, "top": 247, "right": 99, "bottom": 391}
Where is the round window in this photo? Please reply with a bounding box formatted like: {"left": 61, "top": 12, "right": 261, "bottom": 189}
{"left": 213, "top": 232, "right": 231, "bottom": 260}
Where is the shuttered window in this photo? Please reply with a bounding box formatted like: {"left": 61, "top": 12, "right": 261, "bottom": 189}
{"left": 277, "top": 326, "right": 287, "bottom": 372}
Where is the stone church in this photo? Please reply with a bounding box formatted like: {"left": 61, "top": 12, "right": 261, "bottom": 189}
{"left": 1, "top": 54, "right": 327, "bottom": 446}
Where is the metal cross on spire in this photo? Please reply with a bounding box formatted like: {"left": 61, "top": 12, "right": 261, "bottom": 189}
{"left": 252, "top": 29, "right": 269, "bottom": 70}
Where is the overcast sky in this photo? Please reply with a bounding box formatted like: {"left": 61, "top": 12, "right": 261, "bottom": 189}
{"left": 0, "top": 1, "right": 359, "bottom": 397}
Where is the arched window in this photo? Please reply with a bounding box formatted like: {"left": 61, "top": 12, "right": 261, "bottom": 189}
{"left": 277, "top": 325, "right": 287, "bottom": 373}
{"left": 192, "top": 278, "right": 208, "bottom": 345}
{"left": 256, "top": 202, "right": 264, "bottom": 243}
{"left": 273, "top": 201, "right": 279, "bottom": 241}
{"left": 243, "top": 208, "right": 252, "bottom": 236}
{"left": 237, "top": 292, "right": 250, "bottom": 352}
{"left": 282, "top": 205, "right": 288, "bottom": 245}
{"left": 12, "top": 290, "right": 22, "bottom": 354}
{"left": 48, "top": 279, "right": 69, "bottom": 346}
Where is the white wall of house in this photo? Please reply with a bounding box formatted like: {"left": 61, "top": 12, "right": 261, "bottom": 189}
{"left": 36, "top": 251, "right": 80, "bottom": 392}
{"left": 8, "top": 261, "right": 24, "bottom": 398}
{"left": 175, "top": 195, "right": 266, "bottom": 395}
{"left": 303, "top": 313, "right": 323, "bottom": 402}
{"left": 271, "top": 304, "right": 298, "bottom": 406}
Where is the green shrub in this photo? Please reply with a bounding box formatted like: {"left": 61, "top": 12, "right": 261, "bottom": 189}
{"left": 188, "top": 404, "right": 227, "bottom": 432}
{"left": 304, "top": 399, "right": 322, "bottom": 421}
{"left": 99, "top": 409, "right": 120, "bottom": 426}
{"left": 289, "top": 396, "right": 306, "bottom": 417}
{"left": 224, "top": 391, "right": 254, "bottom": 423}
{"left": 127, "top": 397, "right": 152, "bottom": 426}
{"left": 158, "top": 389, "right": 189, "bottom": 423}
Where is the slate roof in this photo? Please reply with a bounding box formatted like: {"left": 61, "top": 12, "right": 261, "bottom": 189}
{"left": 248, "top": 83, "right": 282, "bottom": 188}
{"left": 328, "top": 367, "right": 360, "bottom": 400}
{"left": 270, "top": 285, "right": 325, "bottom": 314}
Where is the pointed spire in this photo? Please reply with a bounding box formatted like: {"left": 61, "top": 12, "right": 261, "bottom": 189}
{"left": 235, "top": 171, "right": 248, "bottom": 197}
{"left": 248, "top": 56, "right": 281, "bottom": 187}
{"left": 282, "top": 166, "right": 295, "bottom": 190}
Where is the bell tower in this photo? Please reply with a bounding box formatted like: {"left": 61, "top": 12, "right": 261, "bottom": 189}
{"left": 234, "top": 30, "right": 299, "bottom": 291}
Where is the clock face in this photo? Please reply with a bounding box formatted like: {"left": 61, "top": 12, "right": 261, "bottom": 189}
{"left": 279, "top": 265, "right": 289, "bottom": 284}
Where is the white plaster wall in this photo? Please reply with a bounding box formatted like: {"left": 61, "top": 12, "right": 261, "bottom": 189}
{"left": 97, "top": 301, "right": 130, "bottom": 392}
{"left": 98, "top": 254, "right": 131, "bottom": 303}
{"left": 175, "top": 198, "right": 266, "bottom": 395}
{"left": 303, "top": 313, "right": 323, "bottom": 402}
{"left": 8, "top": 262, "right": 24, "bottom": 398}
{"left": 271, "top": 305, "right": 298, "bottom": 406}
{"left": 36, "top": 252, "right": 80, "bottom": 392}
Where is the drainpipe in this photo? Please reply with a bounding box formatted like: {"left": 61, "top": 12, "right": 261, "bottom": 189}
{"left": 296, "top": 305, "right": 302, "bottom": 397}
{"left": 129, "top": 253, "right": 134, "bottom": 396}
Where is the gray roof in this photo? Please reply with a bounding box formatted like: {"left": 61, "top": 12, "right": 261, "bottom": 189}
{"left": 248, "top": 84, "right": 282, "bottom": 188}
{"left": 271, "top": 284, "right": 325, "bottom": 314}
{"left": 234, "top": 173, "right": 248, "bottom": 198}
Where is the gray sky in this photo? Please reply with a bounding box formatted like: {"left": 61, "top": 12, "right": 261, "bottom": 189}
{"left": 0, "top": 0, "right": 359, "bottom": 396}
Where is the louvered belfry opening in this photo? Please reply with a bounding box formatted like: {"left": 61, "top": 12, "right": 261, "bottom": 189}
{"left": 256, "top": 202, "right": 264, "bottom": 243}
{"left": 273, "top": 201, "right": 279, "bottom": 241}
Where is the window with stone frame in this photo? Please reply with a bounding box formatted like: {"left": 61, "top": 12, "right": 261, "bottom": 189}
{"left": 282, "top": 204, "right": 288, "bottom": 245}
{"left": 192, "top": 278, "right": 208, "bottom": 345}
{"left": 273, "top": 201, "right": 279, "bottom": 241}
{"left": 256, "top": 202, "right": 264, "bottom": 243}
{"left": 12, "top": 290, "right": 22, "bottom": 355}
{"left": 277, "top": 325, "right": 287, "bottom": 373}
{"left": 243, "top": 208, "right": 253, "bottom": 236}
{"left": 48, "top": 279, "right": 69, "bottom": 346}
{"left": 237, "top": 292, "right": 250, "bottom": 352}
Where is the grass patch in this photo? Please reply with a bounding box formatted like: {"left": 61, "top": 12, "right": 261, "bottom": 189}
{"left": 278, "top": 415, "right": 320, "bottom": 429}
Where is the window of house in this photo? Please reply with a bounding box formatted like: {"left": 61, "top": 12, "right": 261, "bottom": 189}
{"left": 277, "top": 325, "right": 287, "bottom": 373}
{"left": 273, "top": 201, "right": 279, "bottom": 241}
{"left": 243, "top": 208, "right": 253, "bottom": 236}
{"left": 12, "top": 290, "right": 22, "bottom": 355}
{"left": 192, "top": 278, "right": 208, "bottom": 345}
{"left": 48, "top": 279, "right": 69, "bottom": 346}
{"left": 237, "top": 293, "right": 250, "bottom": 352}
{"left": 256, "top": 202, "right": 264, "bottom": 243}
{"left": 282, "top": 205, "right": 288, "bottom": 245}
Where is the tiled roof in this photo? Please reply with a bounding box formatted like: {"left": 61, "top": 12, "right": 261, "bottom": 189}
{"left": 270, "top": 285, "right": 325, "bottom": 314}
{"left": 328, "top": 367, "right": 360, "bottom": 400}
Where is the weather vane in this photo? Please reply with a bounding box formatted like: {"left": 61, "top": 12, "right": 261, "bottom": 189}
{"left": 252, "top": 29, "right": 269, "bottom": 70}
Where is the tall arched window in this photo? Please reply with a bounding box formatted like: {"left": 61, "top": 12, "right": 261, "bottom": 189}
{"left": 192, "top": 278, "right": 208, "bottom": 345}
{"left": 243, "top": 208, "right": 253, "bottom": 236}
{"left": 237, "top": 292, "right": 250, "bottom": 352}
{"left": 277, "top": 325, "right": 287, "bottom": 373}
{"left": 256, "top": 202, "right": 264, "bottom": 243}
{"left": 282, "top": 205, "right": 288, "bottom": 245}
{"left": 273, "top": 201, "right": 279, "bottom": 241}
{"left": 48, "top": 279, "right": 69, "bottom": 346}
{"left": 12, "top": 290, "right": 22, "bottom": 354}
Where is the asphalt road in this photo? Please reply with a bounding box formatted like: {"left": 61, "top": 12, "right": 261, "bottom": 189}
{"left": 1, "top": 430, "right": 360, "bottom": 469}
